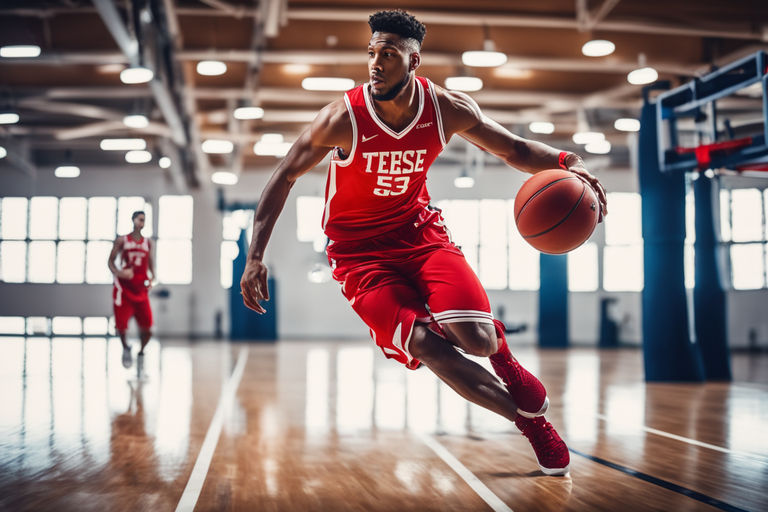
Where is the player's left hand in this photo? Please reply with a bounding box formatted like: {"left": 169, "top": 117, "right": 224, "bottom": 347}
{"left": 567, "top": 162, "right": 608, "bottom": 222}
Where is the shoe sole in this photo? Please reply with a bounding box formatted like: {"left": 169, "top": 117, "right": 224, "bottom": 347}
{"left": 516, "top": 396, "right": 549, "bottom": 418}
{"left": 539, "top": 463, "right": 570, "bottom": 476}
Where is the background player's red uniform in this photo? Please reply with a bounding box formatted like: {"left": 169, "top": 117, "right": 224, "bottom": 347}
{"left": 113, "top": 235, "right": 153, "bottom": 330}
{"left": 324, "top": 77, "right": 493, "bottom": 368}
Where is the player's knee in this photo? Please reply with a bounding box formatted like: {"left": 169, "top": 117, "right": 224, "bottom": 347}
{"left": 409, "top": 324, "right": 441, "bottom": 363}
{"left": 444, "top": 322, "right": 497, "bottom": 357}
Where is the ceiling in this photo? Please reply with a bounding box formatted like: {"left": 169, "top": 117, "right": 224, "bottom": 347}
{"left": 0, "top": 0, "right": 766, "bottom": 189}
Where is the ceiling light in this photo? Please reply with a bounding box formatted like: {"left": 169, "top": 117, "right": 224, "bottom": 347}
{"left": 254, "top": 134, "right": 292, "bottom": 156}
{"left": 284, "top": 63, "right": 311, "bottom": 75}
{"left": 445, "top": 76, "right": 483, "bottom": 92}
{"left": 234, "top": 106, "right": 264, "bottom": 120}
{"left": 529, "top": 121, "right": 555, "bottom": 134}
{"left": 462, "top": 50, "right": 507, "bottom": 67}
{"left": 0, "top": 146, "right": 7, "bottom": 159}
{"left": 614, "top": 118, "right": 641, "bottom": 132}
{"left": 55, "top": 165, "right": 80, "bottom": 178}
{"left": 125, "top": 150, "right": 152, "bottom": 163}
{"left": 581, "top": 40, "right": 615, "bottom": 57}
{"left": 0, "top": 112, "right": 20, "bottom": 124}
{"left": 97, "top": 63, "right": 124, "bottom": 74}
{"left": 158, "top": 156, "right": 171, "bottom": 168}
{"left": 202, "top": 139, "right": 234, "bottom": 154}
{"left": 100, "top": 138, "right": 146, "bottom": 151}
{"left": 627, "top": 66, "right": 658, "bottom": 85}
{"left": 197, "top": 60, "right": 227, "bottom": 76}
{"left": 585, "top": 140, "right": 612, "bottom": 154}
{"left": 492, "top": 66, "right": 532, "bottom": 79}
{"left": 1, "top": 45, "right": 41, "bottom": 58}
{"left": 120, "top": 66, "right": 153, "bottom": 84}
{"left": 454, "top": 175, "right": 475, "bottom": 188}
{"left": 0, "top": 112, "right": 19, "bottom": 127}
{"left": 123, "top": 114, "right": 149, "bottom": 128}
{"left": 301, "top": 77, "right": 355, "bottom": 91}
{"left": 572, "top": 131, "right": 605, "bottom": 144}
{"left": 211, "top": 171, "right": 239, "bottom": 185}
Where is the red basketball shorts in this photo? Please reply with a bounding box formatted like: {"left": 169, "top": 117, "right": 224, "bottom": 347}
{"left": 326, "top": 208, "right": 493, "bottom": 369}
{"left": 113, "top": 284, "right": 153, "bottom": 331}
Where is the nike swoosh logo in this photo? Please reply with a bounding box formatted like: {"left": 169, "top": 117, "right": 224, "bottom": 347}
{"left": 362, "top": 134, "right": 378, "bottom": 142}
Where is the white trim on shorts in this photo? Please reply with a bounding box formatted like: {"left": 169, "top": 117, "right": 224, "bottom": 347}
{"left": 432, "top": 309, "right": 494, "bottom": 325}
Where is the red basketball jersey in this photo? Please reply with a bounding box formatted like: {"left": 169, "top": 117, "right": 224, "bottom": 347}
{"left": 322, "top": 76, "right": 447, "bottom": 241}
{"left": 117, "top": 234, "right": 150, "bottom": 297}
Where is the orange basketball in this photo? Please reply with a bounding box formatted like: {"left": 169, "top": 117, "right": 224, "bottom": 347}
{"left": 514, "top": 169, "right": 600, "bottom": 254}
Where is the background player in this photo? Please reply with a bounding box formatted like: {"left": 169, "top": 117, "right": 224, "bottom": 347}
{"left": 108, "top": 210, "right": 155, "bottom": 373}
{"left": 241, "top": 10, "right": 607, "bottom": 476}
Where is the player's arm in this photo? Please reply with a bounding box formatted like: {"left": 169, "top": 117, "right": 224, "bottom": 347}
{"left": 438, "top": 87, "right": 607, "bottom": 216}
{"left": 107, "top": 237, "right": 133, "bottom": 279}
{"left": 240, "top": 100, "right": 351, "bottom": 313}
{"left": 147, "top": 238, "right": 156, "bottom": 285}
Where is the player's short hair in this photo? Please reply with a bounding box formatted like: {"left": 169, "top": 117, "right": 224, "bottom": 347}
{"left": 368, "top": 10, "right": 426, "bottom": 48}
{"left": 132, "top": 210, "right": 145, "bottom": 221}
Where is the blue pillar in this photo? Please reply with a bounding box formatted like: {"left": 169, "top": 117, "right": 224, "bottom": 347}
{"left": 229, "top": 229, "right": 277, "bottom": 340}
{"left": 538, "top": 253, "right": 568, "bottom": 348}
{"left": 693, "top": 174, "right": 731, "bottom": 380}
{"left": 638, "top": 100, "right": 704, "bottom": 381}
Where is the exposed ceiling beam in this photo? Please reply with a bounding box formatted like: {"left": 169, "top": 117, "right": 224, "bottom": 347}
{"left": 588, "top": 0, "right": 623, "bottom": 31}
{"left": 287, "top": 8, "right": 768, "bottom": 42}
{"left": 91, "top": 0, "right": 188, "bottom": 146}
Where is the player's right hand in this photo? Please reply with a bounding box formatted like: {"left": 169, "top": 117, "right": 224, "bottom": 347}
{"left": 240, "top": 259, "right": 269, "bottom": 314}
{"left": 118, "top": 268, "right": 134, "bottom": 279}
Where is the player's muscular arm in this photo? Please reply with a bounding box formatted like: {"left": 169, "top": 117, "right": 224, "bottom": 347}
{"left": 437, "top": 87, "right": 607, "bottom": 215}
{"left": 241, "top": 100, "right": 352, "bottom": 313}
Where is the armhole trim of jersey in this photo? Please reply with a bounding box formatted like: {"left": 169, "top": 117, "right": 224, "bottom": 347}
{"left": 334, "top": 93, "right": 357, "bottom": 167}
{"left": 427, "top": 79, "right": 446, "bottom": 148}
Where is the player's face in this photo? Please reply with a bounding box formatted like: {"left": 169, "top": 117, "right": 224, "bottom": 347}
{"left": 368, "top": 32, "right": 415, "bottom": 100}
{"left": 133, "top": 214, "right": 145, "bottom": 230}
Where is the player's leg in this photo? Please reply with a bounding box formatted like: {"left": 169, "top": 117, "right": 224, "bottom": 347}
{"left": 113, "top": 286, "right": 132, "bottom": 368}
{"left": 134, "top": 298, "right": 153, "bottom": 379}
{"left": 408, "top": 244, "right": 548, "bottom": 417}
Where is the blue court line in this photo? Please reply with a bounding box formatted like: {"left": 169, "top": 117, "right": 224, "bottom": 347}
{"left": 568, "top": 447, "right": 750, "bottom": 512}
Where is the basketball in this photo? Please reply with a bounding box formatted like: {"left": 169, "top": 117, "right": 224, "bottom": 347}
{"left": 514, "top": 169, "right": 600, "bottom": 254}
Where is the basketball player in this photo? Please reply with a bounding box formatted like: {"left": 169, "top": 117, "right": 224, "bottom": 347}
{"left": 108, "top": 210, "right": 155, "bottom": 373}
{"left": 241, "top": 10, "right": 607, "bottom": 475}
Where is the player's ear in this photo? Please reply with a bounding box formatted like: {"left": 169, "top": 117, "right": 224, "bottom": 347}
{"left": 409, "top": 52, "right": 421, "bottom": 71}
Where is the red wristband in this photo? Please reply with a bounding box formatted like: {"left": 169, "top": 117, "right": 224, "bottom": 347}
{"left": 558, "top": 151, "right": 570, "bottom": 170}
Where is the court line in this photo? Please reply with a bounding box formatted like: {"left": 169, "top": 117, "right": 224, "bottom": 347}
{"left": 175, "top": 347, "right": 249, "bottom": 512}
{"left": 417, "top": 432, "right": 513, "bottom": 512}
{"left": 568, "top": 447, "right": 749, "bottom": 512}
{"left": 595, "top": 413, "right": 768, "bottom": 462}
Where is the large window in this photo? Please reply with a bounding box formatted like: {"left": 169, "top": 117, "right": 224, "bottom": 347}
{"left": 603, "top": 192, "right": 643, "bottom": 291}
{"left": 220, "top": 209, "right": 253, "bottom": 288}
{"left": 720, "top": 186, "right": 768, "bottom": 290}
{"left": 0, "top": 196, "right": 153, "bottom": 285}
{"left": 0, "top": 315, "right": 114, "bottom": 336}
{"left": 156, "top": 195, "right": 193, "bottom": 284}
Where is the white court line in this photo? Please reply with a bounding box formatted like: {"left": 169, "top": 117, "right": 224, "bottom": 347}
{"left": 417, "top": 432, "right": 513, "bottom": 512}
{"left": 175, "top": 347, "right": 249, "bottom": 512}
{"left": 595, "top": 413, "right": 768, "bottom": 462}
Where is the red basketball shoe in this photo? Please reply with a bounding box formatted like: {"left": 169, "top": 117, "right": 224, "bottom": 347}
{"left": 515, "top": 415, "right": 570, "bottom": 476}
{"left": 489, "top": 320, "right": 548, "bottom": 418}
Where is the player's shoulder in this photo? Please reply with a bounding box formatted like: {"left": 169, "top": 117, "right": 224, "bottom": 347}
{"left": 431, "top": 83, "right": 483, "bottom": 135}
{"left": 311, "top": 97, "right": 353, "bottom": 147}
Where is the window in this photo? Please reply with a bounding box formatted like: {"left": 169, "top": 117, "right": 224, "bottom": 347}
{"left": 156, "top": 195, "right": 193, "bottom": 284}
{"left": 720, "top": 186, "right": 768, "bottom": 290}
{"left": 296, "top": 196, "right": 326, "bottom": 252}
{"left": 0, "top": 196, "right": 153, "bottom": 284}
{"left": 568, "top": 242, "right": 598, "bottom": 291}
{"left": 0, "top": 316, "right": 114, "bottom": 336}
{"left": 221, "top": 209, "right": 253, "bottom": 288}
{"left": 603, "top": 192, "right": 643, "bottom": 291}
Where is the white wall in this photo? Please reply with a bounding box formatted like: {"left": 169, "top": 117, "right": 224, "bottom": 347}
{"left": 1, "top": 155, "right": 766, "bottom": 349}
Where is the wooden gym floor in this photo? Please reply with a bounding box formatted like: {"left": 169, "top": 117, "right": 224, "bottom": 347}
{"left": 0, "top": 337, "right": 766, "bottom": 511}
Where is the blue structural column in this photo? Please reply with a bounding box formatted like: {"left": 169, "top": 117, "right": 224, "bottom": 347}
{"left": 693, "top": 174, "right": 731, "bottom": 380}
{"left": 638, "top": 99, "right": 704, "bottom": 381}
{"left": 229, "top": 229, "right": 277, "bottom": 340}
{"left": 538, "top": 253, "right": 568, "bottom": 348}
